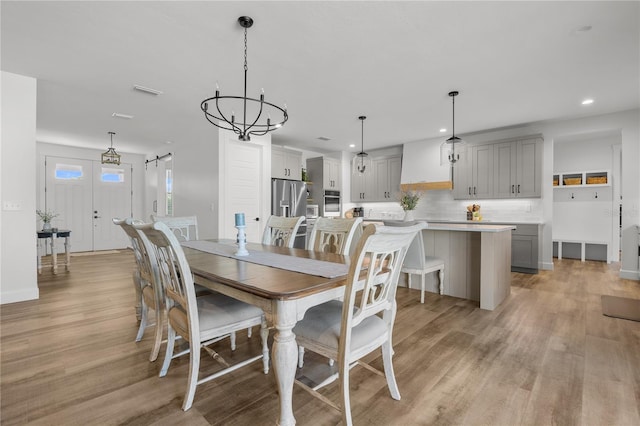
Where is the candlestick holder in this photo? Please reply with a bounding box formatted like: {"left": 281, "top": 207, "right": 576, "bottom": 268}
{"left": 235, "top": 225, "right": 249, "bottom": 256}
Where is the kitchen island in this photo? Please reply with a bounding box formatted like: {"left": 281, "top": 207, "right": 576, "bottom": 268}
{"left": 366, "top": 220, "right": 516, "bottom": 310}
{"left": 424, "top": 222, "right": 515, "bottom": 310}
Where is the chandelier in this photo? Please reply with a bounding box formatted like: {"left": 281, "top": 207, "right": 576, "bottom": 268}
{"left": 101, "top": 131, "right": 121, "bottom": 165}
{"left": 200, "top": 16, "right": 288, "bottom": 141}
{"left": 440, "top": 90, "right": 467, "bottom": 166}
{"left": 356, "top": 116, "right": 368, "bottom": 173}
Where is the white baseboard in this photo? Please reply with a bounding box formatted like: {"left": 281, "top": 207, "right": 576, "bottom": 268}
{"left": 619, "top": 269, "right": 640, "bottom": 281}
{"left": 540, "top": 261, "right": 554, "bottom": 271}
{"left": 0, "top": 288, "right": 39, "bottom": 305}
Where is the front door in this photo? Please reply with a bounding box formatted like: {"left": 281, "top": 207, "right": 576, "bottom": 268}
{"left": 45, "top": 156, "right": 132, "bottom": 252}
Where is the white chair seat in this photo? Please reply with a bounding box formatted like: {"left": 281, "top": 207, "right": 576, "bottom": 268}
{"left": 293, "top": 300, "right": 388, "bottom": 354}
{"left": 169, "top": 293, "right": 264, "bottom": 339}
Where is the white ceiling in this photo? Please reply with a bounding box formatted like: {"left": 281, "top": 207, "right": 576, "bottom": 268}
{"left": 2, "top": 1, "right": 638, "bottom": 156}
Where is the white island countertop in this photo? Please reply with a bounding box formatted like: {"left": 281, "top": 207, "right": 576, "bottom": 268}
{"left": 372, "top": 219, "right": 516, "bottom": 233}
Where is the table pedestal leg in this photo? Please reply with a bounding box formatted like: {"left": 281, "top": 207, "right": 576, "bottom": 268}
{"left": 64, "top": 236, "right": 71, "bottom": 271}
{"left": 272, "top": 301, "right": 298, "bottom": 426}
{"left": 51, "top": 236, "right": 58, "bottom": 274}
{"left": 37, "top": 240, "right": 42, "bottom": 274}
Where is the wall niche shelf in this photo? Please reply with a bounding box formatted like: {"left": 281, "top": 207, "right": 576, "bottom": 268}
{"left": 553, "top": 170, "right": 610, "bottom": 188}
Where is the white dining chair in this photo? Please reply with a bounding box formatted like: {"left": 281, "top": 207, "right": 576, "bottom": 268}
{"left": 306, "top": 217, "right": 363, "bottom": 255}
{"left": 150, "top": 215, "right": 199, "bottom": 241}
{"left": 113, "top": 217, "right": 164, "bottom": 362}
{"left": 262, "top": 215, "right": 305, "bottom": 248}
{"left": 293, "top": 222, "right": 426, "bottom": 426}
{"left": 299, "top": 216, "right": 363, "bottom": 368}
{"left": 135, "top": 221, "right": 269, "bottom": 411}
{"left": 385, "top": 220, "right": 445, "bottom": 302}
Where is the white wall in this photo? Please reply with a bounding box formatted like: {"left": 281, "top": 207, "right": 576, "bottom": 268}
{"left": 146, "top": 132, "right": 220, "bottom": 239}
{"left": 1, "top": 71, "right": 38, "bottom": 304}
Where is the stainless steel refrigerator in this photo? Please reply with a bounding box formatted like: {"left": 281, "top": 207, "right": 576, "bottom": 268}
{"left": 271, "top": 178, "right": 307, "bottom": 249}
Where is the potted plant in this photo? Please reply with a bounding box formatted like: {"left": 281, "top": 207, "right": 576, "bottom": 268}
{"left": 37, "top": 209, "right": 59, "bottom": 231}
{"left": 399, "top": 191, "right": 421, "bottom": 221}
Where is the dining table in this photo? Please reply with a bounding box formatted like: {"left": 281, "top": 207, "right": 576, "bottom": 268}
{"left": 182, "top": 239, "right": 351, "bottom": 426}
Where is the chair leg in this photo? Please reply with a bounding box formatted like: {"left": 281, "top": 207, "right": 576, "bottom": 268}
{"left": 420, "top": 273, "right": 426, "bottom": 304}
{"left": 149, "top": 306, "right": 164, "bottom": 362}
{"left": 298, "top": 346, "right": 305, "bottom": 369}
{"left": 339, "top": 360, "right": 353, "bottom": 426}
{"left": 135, "top": 299, "right": 148, "bottom": 342}
{"left": 247, "top": 326, "right": 252, "bottom": 338}
{"left": 382, "top": 340, "right": 401, "bottom": 400}
{"left": 260, "top": 317, "right": 270, "bottom": 374}
{"left": 159, "top": 326, "right": 176, "bottom": 377}
{"left": 407, "top": 273, "right": 412, "bottom": 290}
{"left": 182, "top": 340, "right": 201, "bottom": 411}
{"left": 439, "top": 267, "right": 445, "bottom": 295}
{"left": 230, "top": 331, "right": 236, "bottom": 351}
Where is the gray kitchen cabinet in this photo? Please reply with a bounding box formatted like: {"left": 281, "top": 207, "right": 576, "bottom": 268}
{"left": 373, "top": 156, "right": 402, "bottom": 201}
{"left": 307, "top": 156, "right": 341, "bottom": 190}
{"left": 494, "top": 138, "right": 542, "bottom": 198}
{"left": 511, "top": 224, "right": 539, "bottom": 273}
{"left": 351, "top": 157, "right": 375, "bottom": 201}
{"left": 272, "top": 146, "right": 302, "bottom": 180}
{"left": 454, "top": 145, "right": 493, "bottom": 199}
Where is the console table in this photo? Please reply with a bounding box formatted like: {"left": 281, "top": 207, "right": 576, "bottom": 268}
{"left": 37, "top": 229, "right": 71, "bottom": 274}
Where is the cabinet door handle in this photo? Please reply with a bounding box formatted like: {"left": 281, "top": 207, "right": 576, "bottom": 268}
{"left": 512, "top": 184, "right": 515, "bottom": 194}
{"left": 468, "top": 187, "right": 471, "bottom": 195}
{"left": 517, "top": 184, "right": 521, "bottom": 193}
{"left": 474, "top": 187, "right": 477, "bottom": 195}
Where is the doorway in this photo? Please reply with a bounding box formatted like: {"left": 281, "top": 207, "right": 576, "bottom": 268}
{"left": 44, "top": 156, "right": 132, "bottom": 252}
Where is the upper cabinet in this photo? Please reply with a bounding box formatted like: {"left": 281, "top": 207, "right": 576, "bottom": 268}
{"left": 454, "top": 145, "right": 494, "bottom": 199}
{"left": 454, "top": 136, "right": 543, "bottom": 200}
{"left": 272, "top": 146, "right": 302, "bottom": 180}
{"left": 351, "top": 157, "right": 375, "bottom": 201}
{"left": 307, "top": 156, "right": 341, "bottom": 190}
{"left": 351, "top": 155, "right": 402, "bottom": 202}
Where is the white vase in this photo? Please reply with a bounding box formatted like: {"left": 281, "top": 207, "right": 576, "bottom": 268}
{"left": 403, "top": 210, "right": 415, "bottom": 222}
{"left": 42, "top": 222, "right": 52, "bottom": 231}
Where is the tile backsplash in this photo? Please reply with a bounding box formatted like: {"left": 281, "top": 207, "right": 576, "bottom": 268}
{"left": 347, "top": 190, "right": 543, "bottom": 222}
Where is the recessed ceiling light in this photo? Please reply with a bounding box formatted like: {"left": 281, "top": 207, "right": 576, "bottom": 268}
{"left": 317, "top": 136, "right": 331, "bottom": 141}
{"left": 582, "top": 99, "right": 594, "bottom": 105}
{"left": 112, "top": 112, "right": 134, "bottom": 119}
{"left": 133, "top": 84, "right": 163, "bottom": 95}
{"left": 349, "top": 144, "right": 355, "bottom": 148}
{"left": 439, "top": 128, "right": 447, "bottom": 133}
{"left": 166, "top": 140, "right": 173, "bottom": 144}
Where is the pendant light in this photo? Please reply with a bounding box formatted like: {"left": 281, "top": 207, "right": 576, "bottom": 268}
{"left": 101, "top": 131, "right": 121, "bottom": 165}
{"left": 356, "top": 116, "right": 368, "bottom": 173}
{"left": 440, "top": 91, "right": 467, "bottom": 167}
{"left": 200, "top": 16, "right": 288, "bottom": 141}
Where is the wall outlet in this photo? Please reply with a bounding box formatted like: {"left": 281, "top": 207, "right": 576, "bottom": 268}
{"left": 3, "top": 201, "right": 23, "bottom": 211}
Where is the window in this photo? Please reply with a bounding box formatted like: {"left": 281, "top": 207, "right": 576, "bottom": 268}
{"left": 55, "top": 164, "right": 83, "bottom": 180}
{"left": 101, "top": 167, "right": 125, "bottom": 183}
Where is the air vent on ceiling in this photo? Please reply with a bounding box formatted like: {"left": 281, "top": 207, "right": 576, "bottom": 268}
{"left": 112, "top": 112, "right": 134, "bottom": 119}
{"left": 317, "top": 136, "right": 331, "bottom": 141}
{"left": 133, "top": 85, "right": 163, "bottom": 95}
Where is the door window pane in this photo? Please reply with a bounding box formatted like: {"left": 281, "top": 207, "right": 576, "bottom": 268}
{"left": 55, "top": 164, "right": 83, "bottom": 180}
{"left": 101, "top": 167, "right": 125, "bottom": 183}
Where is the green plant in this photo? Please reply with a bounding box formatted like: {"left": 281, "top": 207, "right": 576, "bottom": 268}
{"left": 399, "top": 191, "right": 421, "bottom": 211}
{"left": 36, "top": 209, "right": 59, "bottom": 223}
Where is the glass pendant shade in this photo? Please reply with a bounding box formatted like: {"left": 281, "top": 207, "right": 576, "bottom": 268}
{"left": 440, "top": 90, "right": 466, "bottom": 166}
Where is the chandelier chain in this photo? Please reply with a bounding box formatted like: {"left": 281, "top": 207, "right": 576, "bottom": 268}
{"left": 244, "top": 27, "right": 248, "bottom": 72}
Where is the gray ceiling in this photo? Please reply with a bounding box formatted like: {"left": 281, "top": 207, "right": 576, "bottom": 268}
{"left": 2, "top": 1, "right": 638, "bottom": 156}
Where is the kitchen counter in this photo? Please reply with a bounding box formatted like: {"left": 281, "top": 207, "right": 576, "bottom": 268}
{"left": 362, "top": 219, "right": 516, "bottom": 232}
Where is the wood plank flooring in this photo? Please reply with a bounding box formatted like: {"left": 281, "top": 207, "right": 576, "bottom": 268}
{"left": 1, "top": 252, "right": 639, "bottom": 425}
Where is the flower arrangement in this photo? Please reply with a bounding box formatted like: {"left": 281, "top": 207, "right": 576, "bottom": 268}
{"left": 36, "top": 209, "right": 59, "bottom": 223}
{"left": 399, "top": 191, "right": 421, "bottom": 211}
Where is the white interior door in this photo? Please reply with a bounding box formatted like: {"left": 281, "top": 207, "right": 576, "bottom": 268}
{"left": 45, "top": 156, "right": 132, "bottom": 252}
{"left": 219, "top": 130, "right": 269, "bottom": 243}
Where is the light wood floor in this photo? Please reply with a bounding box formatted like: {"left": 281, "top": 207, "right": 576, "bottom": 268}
{"left": 1, "top": 251, "right": 639, "bottom": 425}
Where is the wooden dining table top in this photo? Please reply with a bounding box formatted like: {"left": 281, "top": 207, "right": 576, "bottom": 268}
{"left": 183, "top": 240, "right": 351, "bottom": 301}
